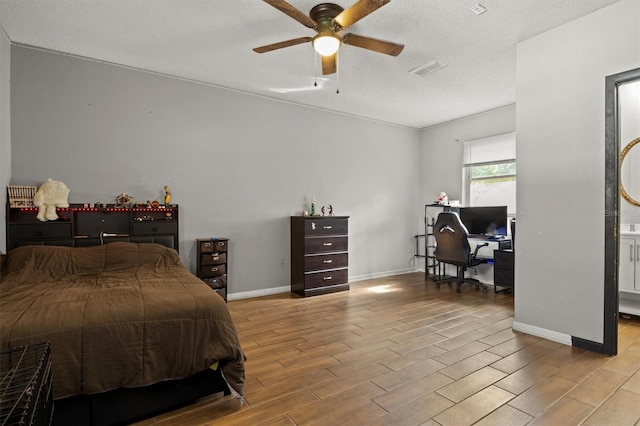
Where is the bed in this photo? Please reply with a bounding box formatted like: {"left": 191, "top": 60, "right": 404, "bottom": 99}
{"left": 0, "top": 242, "right": 245, "bottom": 425}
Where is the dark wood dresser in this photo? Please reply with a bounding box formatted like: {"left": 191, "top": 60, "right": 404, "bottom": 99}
{"left": 196, "top": 238, "right": 229, "bottom": 301}
{"left": 290, "top": 216, "right": 349, "bottom": 297}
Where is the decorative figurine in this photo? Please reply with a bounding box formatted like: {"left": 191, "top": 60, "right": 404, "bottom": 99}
{"left": 311, "top": 196, "right": 317, "bottom": 216}
{"left": 115, "top": 193, "right": 134, "bottom": 208}
{"left": 329, "top": 205, "right": 334, "bottom": 216}
{"left": 437, "top": 192, "right": 449, "bottom": 205}
{"left": 164, "top": 185, "right": 171, "bottom": 205}
{"left": 321, "top": 206, "right": 326, "bottom": 216}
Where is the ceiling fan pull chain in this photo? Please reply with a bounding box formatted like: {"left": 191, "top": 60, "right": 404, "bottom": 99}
{"left": 336, "top": 52, "right": 340, "bottom": 94}
{"left": 314, "top": 50, "right": 318, "bottom": 86}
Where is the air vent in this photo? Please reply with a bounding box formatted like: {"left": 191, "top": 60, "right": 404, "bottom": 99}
{"left": 409, "top": 60, "right": 447, "bottom": 77}
{"left": 470, "top": 4, "right": 487, "bottom": 15}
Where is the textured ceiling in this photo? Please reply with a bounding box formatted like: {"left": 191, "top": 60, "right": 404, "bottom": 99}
{"left": 0, "top": 0, "right": 623, "bottom": 128}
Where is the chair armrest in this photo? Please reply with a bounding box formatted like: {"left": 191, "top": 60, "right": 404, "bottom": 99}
{"left": 471, "top": 242, "right": 489, "bottom": 260}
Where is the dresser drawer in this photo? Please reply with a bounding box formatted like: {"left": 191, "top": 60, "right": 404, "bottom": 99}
{"left": 200, "top": 239, "right": 228, "bottom": 253}
{"left": 304, "top": 218, "right": 348, "bottom": 236}
{"left": 305, "top": 253, "right": 348, "bottom": 272}
{"left": 200, "top": 264, "right": 226, "bottom": 278}
{"left": 305, "top": 236, "right": 348, "bottom": 253}
{"left": 9, "top": 222, "right": 73, "bottom": 240}
{"left": 132, "top": 221, "right": 177, "bottom": 235}
{"left": 305, "top": 268, "right": 348, "bottom": 289}
{"left": 201, "top": 252, "right": 227, "bottom": 266}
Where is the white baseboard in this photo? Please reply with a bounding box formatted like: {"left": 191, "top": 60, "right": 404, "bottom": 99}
{"left": 227, "top": 285, "right": 290, "bottom": 301}
{"left": 227, "top": 268, "right": 418, "bottom": 301}
{"left": 512, "top": 321, "right": 572, "bottom": 346}
{"left": 349, "top": 268, "right": 416, "bottom": 282}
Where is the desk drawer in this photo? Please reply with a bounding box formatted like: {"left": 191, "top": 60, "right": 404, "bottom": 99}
{"left": 493, "top": 250, "right": 514, "bottom": 269}
{"left": 494, "top": 267, "right": 514, "bottom": 288}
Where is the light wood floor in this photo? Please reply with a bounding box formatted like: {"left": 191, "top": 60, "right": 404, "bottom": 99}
{"left": 138, "top": 273, "right": 640, "bottom": 426}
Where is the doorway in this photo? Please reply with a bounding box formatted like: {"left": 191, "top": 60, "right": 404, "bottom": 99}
{"left": 604, "top": 67, "right": 640, "bottom": 356}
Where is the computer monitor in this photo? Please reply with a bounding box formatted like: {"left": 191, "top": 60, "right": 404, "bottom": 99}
{"left": 459, "top": 206, "right": 508, "bottom": 236}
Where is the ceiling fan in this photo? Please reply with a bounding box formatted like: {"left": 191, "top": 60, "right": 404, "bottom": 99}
{"left": 253, "top": 0, "right": 404, "bottom": 75}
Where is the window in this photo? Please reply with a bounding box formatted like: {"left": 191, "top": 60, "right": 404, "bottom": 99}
{"left": 462, "top": 132, "right": 516, "bottom": 215}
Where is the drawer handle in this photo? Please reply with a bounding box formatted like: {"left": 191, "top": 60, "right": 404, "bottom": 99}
{"left": 323, "top": 226, "right": 333, "bottom": 229}
{"left": 216, "top": 242, "right": 225, "bottom": 247}
{"left": 323, "top": 242, "right": 333, "bottom": 246}
{"left": 210, "top": 267, "right": 219, "bottom": 272}
{"left": 631, "top": 244, "right": 635, "bottom": 262}
{"left": 323, "top": 276, "right": 333, "bottom": 281}
{"left": 203, "top": 242, "right": 212, "bottom": 248}
{"left": 212, "top": 256, "right": 220, "bottom": 261}
{"left": 323, "top": 259, "right": 333, "bottom": 264}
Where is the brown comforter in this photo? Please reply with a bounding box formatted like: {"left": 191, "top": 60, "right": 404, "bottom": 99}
{"left": 0, "top": 242, "right": 244, "bottom": 400}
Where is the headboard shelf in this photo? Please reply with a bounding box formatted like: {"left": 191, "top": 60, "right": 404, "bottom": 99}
{"left": 6, "top": 202, "right": 179, "bottom": 252}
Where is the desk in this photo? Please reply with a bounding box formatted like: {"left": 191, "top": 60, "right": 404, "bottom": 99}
{"left": 437, "top": 237, "right": 512, "bottom": 287}
{"left": 467, "top": 236, "right": 511, "bottom": 259}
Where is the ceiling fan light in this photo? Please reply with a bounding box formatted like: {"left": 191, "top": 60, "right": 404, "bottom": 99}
{"left": 313, "top": 34, "right": 340, "bottom": 56}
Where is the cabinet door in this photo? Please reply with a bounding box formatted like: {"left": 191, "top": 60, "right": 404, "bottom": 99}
{"left": 620, "top": 237, "right": 636, "bottom": 293}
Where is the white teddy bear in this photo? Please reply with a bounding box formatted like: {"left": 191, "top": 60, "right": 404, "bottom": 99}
{"left": 33, "top": 179, "right": 70, "bottom": 221}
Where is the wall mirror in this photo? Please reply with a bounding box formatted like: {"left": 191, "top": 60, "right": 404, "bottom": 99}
{"left": 620, "top": 136, "right": 640, "bottom": 207}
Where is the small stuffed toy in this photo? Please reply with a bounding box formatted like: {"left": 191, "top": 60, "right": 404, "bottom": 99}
{"left": 33, "top": 179, "right": 70, "bottom": 221}
{"left": 437, "top": 192, "right": 448, "bottom": 205}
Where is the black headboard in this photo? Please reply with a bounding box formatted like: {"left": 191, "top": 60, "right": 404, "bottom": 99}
{"left": 6, "top": 203, "right": 179, "bottom": 252}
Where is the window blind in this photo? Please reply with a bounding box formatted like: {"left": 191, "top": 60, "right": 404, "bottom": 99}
{"left": 463, "top": 132, "right": 516, "bottom": 166}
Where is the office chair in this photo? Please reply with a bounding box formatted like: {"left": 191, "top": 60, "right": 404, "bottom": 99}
{"left": 433, "top": 211, "right": 489, "bottom": 293}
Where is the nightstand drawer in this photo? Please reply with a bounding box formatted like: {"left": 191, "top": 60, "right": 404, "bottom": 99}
{"left": 305, "top": 253, "right": 348, "bottom": 272}
{"left": 200, "top": 239, "right": 228, "bottom": 253}
{"left": 305, "top": 236, "right": 348, "bottom": 254}
{"left": 304, "top": 268, "right": 348, "bottom": 289}
{"left": 200, "top": 264, "right": 226, "bottom": 278}
{"left": 304, "top": 218, "right": 348, "bottom": 236}
{"left": 201, "top": 252, "right": 227, "bottom": 266}
{"left": 132, "top": 221, "right": 177, "bottom": 235}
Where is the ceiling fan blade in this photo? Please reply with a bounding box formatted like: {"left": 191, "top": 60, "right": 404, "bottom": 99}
{"left": 263, "top": 0, "right": 317, "bottom": 29}
{"left": 333, "top": 0, "right": 390, "bottom": 30}
{"left": 342, "top": 33, "right": 404, "bottom": 56}
{"left": 253, "top": 36, "right": 313, "bottom": 53}
{"left": 322, "top": 54, "right": 337, "bottom": 75}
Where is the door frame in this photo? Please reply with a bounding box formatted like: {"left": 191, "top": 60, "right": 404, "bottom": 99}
{"left": 603, "top": 67, "right": 640, "bottom": 356}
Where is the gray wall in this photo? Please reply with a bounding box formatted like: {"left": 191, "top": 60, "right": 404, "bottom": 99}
{"left": 515, "top": 0, "right": 640, "bottom": 343}
{"left": 0, "top": 31, "right": 10, "bottom": 253}
{"left": 9, "top": 46, "right": 420, "bottom": 298}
